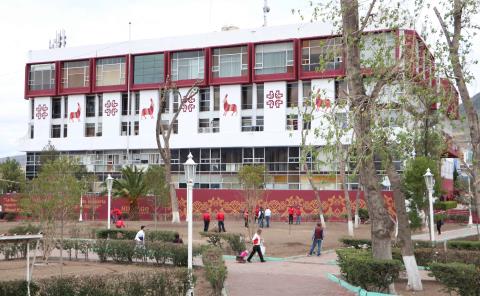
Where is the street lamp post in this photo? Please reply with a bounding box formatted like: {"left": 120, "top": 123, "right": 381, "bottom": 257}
{"left": 106, "top": 174, "right": 114, "bottom": 230}
{"left": 183, "top": 153, "right": 197, "bottom": 296}
{"left": 424, "top": 168, "right": 435, "bottom": 243}
{"left": 461, "top": 172, "right": 474, "bottom": 226}
{"left": 79, "top": 196, "right": 83, "bottom": 222}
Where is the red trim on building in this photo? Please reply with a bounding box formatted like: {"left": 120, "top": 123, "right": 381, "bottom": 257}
{"left": 24, "top": 62, "right": 58, "bottom": 98}
{"left": 168, "top": 49, "right": 207, "bottom": 87}
{"left": 58, "top": 58, "right": 92, "bottom": 95}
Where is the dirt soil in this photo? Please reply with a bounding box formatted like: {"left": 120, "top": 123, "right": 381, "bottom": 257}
{"left": 395, "top": 279, "right": 455, "bottom": 296}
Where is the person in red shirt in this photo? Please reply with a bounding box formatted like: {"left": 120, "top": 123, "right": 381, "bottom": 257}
{"left": 295, "top": 207, "right": 302, "bottom": 225}
{"left": 288, "top": 207, "right": 295, "bottom": 224}
{"left": 203, "top": 211, "right": 211, "bottom": 232}
{"left": 216, "top": 209, "right": 226, "bottom": 232}
{"left": 254, "top": 207, "right": 259, "bottom": 224}
{"left": 115, "top": 216, "right": 126, "bottom": 228}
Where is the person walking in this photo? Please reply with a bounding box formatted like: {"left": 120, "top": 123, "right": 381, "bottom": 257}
{"left": 295, "top": 207, "right": 302, "bottom": 225}
{"left": 288, "top": 207, "right": 294, "bottom": 225}
{"left": 308, "top": 223, "right": 324, "bottom": 256}
{"left": 265, "top": 207, "right": 272, "bottom": 228}
{"left": 203, "top": 211, "right": 211, "bottom": 232}
{"left": 243, "top": 208, "right": 249, "bottom": 228}
{"left": 436, "top": 218, "right": 444, "bottom": 235}
{"left": 258, "top": 207, "right": 265, "bottom": 228}
{"left": 135, "top": 225, "right": 146, "bottom": 245}
{"left": 217, "top": 209, "right": 226, "bottom": 232}
{"left": 247, "top": 229, "right": 266, "bottom": 263}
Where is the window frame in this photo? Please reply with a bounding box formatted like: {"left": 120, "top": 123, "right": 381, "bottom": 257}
{"left": 299, "top": 36, "right": 346, "bottom": 80}
{"left": 93, "top": 55, "right": 128, "bottom": 92}
{"left": 170, "top": 49, "right": 206, "bottom": 86}
{"left": 210, "top": 44, "right": 251, "bottom": 85}
{"left": 132, "top": 52, "right": 165, "bottom": 87}
{"left": 253, "top": 40, "right": 297, "bottom": 82}
{"left": 26, "top": 62, "right": 57, "bottom": 97}
{"left": 61, "top": 59, "right": 90, "bottom": 91}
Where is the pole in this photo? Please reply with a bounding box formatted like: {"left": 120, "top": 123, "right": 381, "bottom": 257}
{"left": 428, "top": 188, "right": 435, "bottom": 243}
{"left": 107, "top": 189, "right": 112, "bottom": 230}
{"left": 187, "top": 179, "right": 194, "bottom": 296}
{"left": 27, "top": 242, "right": 30, "bottom": 296}
{"left": 468, "top": 176, "right": 473, "bottom": 226}
{"left": 79, "top": 195, "right": 83, "bottom": 222}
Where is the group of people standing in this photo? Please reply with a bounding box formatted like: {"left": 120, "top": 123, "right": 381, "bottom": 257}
{"left": 288, "top": 206, "right": 302, "bottom": 225}
{"left": 244, "top": 207, "right": 272, "bottom": 228}
{"left": 203, "top": 209, "right": 226, "bottom": 232}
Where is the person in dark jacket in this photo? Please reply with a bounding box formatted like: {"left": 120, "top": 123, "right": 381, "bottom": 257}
{"left": 436, "top": 218, "right": 444, "bottom": 235}
{"left": 308, "top": 223, "right": 324, "bottom": 256}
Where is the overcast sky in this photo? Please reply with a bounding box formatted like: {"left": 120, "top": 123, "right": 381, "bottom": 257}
{"left": 0, "top": 0, "right": 478, "bottom": 158}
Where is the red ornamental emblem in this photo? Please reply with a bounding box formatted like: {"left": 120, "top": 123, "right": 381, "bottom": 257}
{"left": 104, "top": 100, "right": 119, "bottom": 116}
{"left": 265, "top": 90, "right": 284, "bottom": 108}
{"left": 182, "top": 96, "right": 196, "bottom": 112}
{"left": 35, "top": 104, "right": 48, "bottom": 120}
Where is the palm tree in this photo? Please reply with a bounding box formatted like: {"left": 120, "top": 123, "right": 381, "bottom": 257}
{"left": 111, "top": 166, "right": 148, "bottom": 220}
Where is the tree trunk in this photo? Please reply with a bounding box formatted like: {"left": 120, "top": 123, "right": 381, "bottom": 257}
{"left": 308, "top": 177, "right": 326, "bottom": 227}
{"left": 339, "top": 144, "right": 353, "bottom": 236}
{"left": 341, "top": 0, "right": 395, "bottom": 266}
{"left": 164, "top": 162, "right": 180, "bottom": 223}
{"left": 354, "top": 187, "right": 361, "bottom": 228}
{"left": 387, "top": 160, "right": 422, "bottom": 291}
{"left": 60, "top": 217, "right": 64, "bottom": 277}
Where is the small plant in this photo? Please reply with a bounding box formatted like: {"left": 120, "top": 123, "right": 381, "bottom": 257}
{"left": 429, "top": 262, "right": 480, "bottom": 296}
{"left": 202, "top": 246, "right": 227, "bottom": 296}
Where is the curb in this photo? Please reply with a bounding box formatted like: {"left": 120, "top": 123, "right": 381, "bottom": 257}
{"left": 326, "top": 273, "right": 395, "bottom": 296}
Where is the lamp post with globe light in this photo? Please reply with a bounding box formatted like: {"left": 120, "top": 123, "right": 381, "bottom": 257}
{"left": 424, "top": 168, "right": 435, "bottom": 242}
{"left": 106, "top": 174, "right": 114, "bottom": 230}
{"left": 183, "top": 153, "right": 197, "bottom": 296}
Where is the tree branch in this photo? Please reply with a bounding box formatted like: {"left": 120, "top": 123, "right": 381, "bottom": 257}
{"left": 434, "top": 7, "right": 453, "bottom": 48}
{"left": 359, "top": 0, "right": 377, "bottom": 33}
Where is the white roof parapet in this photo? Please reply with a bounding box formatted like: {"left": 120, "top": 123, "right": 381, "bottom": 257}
{"left": 28, "top": 22, "right": 336, "bottom": 63}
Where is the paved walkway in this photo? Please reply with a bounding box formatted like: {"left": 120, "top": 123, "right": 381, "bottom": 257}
{"left": 411, "top": 225, "right": 480, "bottom": 241}
{"left": 224, "top": 251, "right": 353, "bottom": 296}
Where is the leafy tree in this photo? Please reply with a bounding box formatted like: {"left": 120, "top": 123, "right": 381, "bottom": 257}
{"left": 238, "top": 165, "right": 265, "bottom": 239}
{"left": 22, "top": 156, "right": 83, "bottom": 269}
{"left": 0, "top": 158, "right": 23, "bottom": 193}
{"left": 144, "top": 165, "right": 170, "bottom": 229}
{"left": 111, "top": 166, "right": 148, "bottom": 220}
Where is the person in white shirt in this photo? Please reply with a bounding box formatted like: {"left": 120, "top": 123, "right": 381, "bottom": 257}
{"left": 247, "top": 229, "right": 266, "bottom": 263}
{"left": 134, "top": 225, "right": 145, "bottom": 245}
{"left": 265, "top": 208, "right": 272, "bottom": 228}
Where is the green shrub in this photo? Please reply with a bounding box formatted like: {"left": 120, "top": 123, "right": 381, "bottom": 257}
{"left": 434, "top": 201, "right": 458, "bottom": 210}
{"left": 435, "top": 213, "right": 447, "bottom": 222}
{"left": 339, "top": 238, "right": 372, "bottom": 249}
{"left": 200, "top": 232, "right": 245, "bottom": 254}
{"left": 96, "top": 229, "right": 178, "bottom": 242}
{"left": 202, "top": 247, "right": 227, "bottom": 296}
{"left": 447, "top": 214, "right": 469, "bottom": 223}
{"left": 412, "top": 248, "right": 480, "bottom": 266}
{"left": 200, "top": 232, "right": 223, "bottom": 248}
{"left": 429, "top": 263, "right": 480, "bottom": 296}
{"left": 336, "top": 249, "right": 401, "bottom": 293}
{"left": 106, "top": 240, "right": 136, "bottom": 263}
{"left": 93, "top": 239, "right": 110, "bottom": 262}
{"left": 4, "top": 213, "right": 17, "bottom": 222}
{"left": 146, "top": 230, "right": 178, "bottom": 243}
{"left": 448, "top": 240, "right": 480, "bottom": 251}
{"left": 358, "top": 208, "right": 369, "bottom": 221}
{"left": 0, "top": 280, "right": 39, "bottom": 296}
{"left": 7, "top": 224, "right": 40, "bottom": 235}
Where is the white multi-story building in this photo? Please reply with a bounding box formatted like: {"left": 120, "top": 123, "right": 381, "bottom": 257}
{"left": 23, "top": 23, "right": 437, "bottom": 190}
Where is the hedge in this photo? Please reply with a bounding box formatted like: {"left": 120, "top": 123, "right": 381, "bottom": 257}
{"left": 434, "top": 201, "right": 458, "bottom": 211}
{"left": 0, "top": 269, "right": 190, "bottom": 296}
{"left": 336, "top": 249, "right": 401, "bottom": 293}
{"left": 448, "top": 240, "right": 480, "bottom": 251}
{"left": 429, "top": 263, "right": 480, "bottom": 296}
{"left": 200, "top": 232, "right": 246, "bottom": 254}
{"left": 202, "top": 247, "right": 227, "bottom": 296}
{"left": 96, "top": 229, "right": 178, "bottom": 242}
{"left": 339, "top": 238, "right": 372, "bottom": 249}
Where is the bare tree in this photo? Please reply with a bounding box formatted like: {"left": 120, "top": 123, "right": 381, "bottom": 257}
{"left": 156, "top": 77, "right": 200, "bottom": 223}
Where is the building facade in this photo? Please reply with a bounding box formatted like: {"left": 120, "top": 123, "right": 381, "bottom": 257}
{"left": 23, "top": 23, "right": 438, "bottom": 191}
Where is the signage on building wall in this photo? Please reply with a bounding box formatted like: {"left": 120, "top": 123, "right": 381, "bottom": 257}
{"left": 104, "top": 100, "right": 119, "bottom": 116}
{"left": 182, "top": 95, "right": 196, "bottom": 112}
{"left": 222, "top": 94, "right": 237, "bottom": 116}
{"left": 69, "top": 102, "right": 81, "bottom": 121}
{"left": 35, "top": 104, "right": 48, "bottom": 120}
{"left": 265, "top": 90, "right": 284, "bottom": 108}
{"left": 141, "top": 98, "right": 154, "bottom": 119}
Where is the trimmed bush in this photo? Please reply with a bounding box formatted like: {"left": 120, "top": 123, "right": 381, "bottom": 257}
{"left": 7, "top": 224, "right": 40, "bottom": 235}
{"left": 410, "top": 248, "right": 480, "bottom": 266}
{"left": 447, "top": 214, "right": 469, "bottom": 223}
{"left": 434, "top": 201, "right": 458, "bottom": 210}
{"left": 96, "top": 229, "right": 178, "bottom": 242}
{"left": 448, "top": 240, "right": 480, "bottom": 251}
{"left": 336, "top": 249, "right": 401, "bottom": 293}
{"left": 358, "top": 208, "right": 369, "bottom": 221}
{"left": 429, "top": 262, "right": 480, "bottom": 296}
{"left": 200, "top": 232, "right": 246, "bottom": 254}
{"left": 4, "top": 212, "right": 17, "bottom": 222}
{"left": 202, "top": 247, "right": 227, "bottom": 296}
{"left": 339, "top": 238, "right": 372, "bottom": 249}
{"left": 0, "top": 280, "right": 39, "bottom": 296}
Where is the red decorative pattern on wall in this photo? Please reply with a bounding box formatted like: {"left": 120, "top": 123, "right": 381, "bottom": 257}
{"left": 35, "top": 104, "right": 48, "bottom": 119}
{"left": 69, "top": 103, "right": 81, "bottom": 121}
{"left": 141, "top": 98, "right": 154, "bottom": 119}
{"left": 265, "top": 90, "right": 283, "bottom": 108}
{"left": 222, "top": 94, "right": 237, "bottom": 116}
{"left": 182, "top": 95, "right": 196, "bottom": 112}
{"left": 104, "top": 100, "right": 118, "bottom": 116}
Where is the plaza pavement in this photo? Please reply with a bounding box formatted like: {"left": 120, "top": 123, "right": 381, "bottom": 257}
{"left": 411, "top": 225, "right": 480, "bottom": 241}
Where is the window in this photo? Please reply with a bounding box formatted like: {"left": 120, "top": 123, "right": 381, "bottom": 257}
{"left": 198, "top": 118, "right": 219, "bottom": 133}
{"left": 286, "top": 114, "right": 298, "bottom": 130}
{"left": 134, "top": 121, "right": 139, "bottom": 135}
{"left": 200, "top": 88, "right": 210, "bottom": 111}
{"left": 31, "top": 99, "right": 35, "bottom": 119}
{"left": 29, "top": 63, "right": 55, "bottom": 90}
{"left": 62, "top": 60, "right": 89, "bottom": 88}
{"left": 241, "top": 85, "right": 253, "bottom": 109}
{"left": 213, "top": 87, "right": 220, "bottom": 111}
{"left": 255, "top": 42, "right": 294, "bottom": 75}
{"left": 85, "top": 123, "right": 96, "bottom": 137}
{"left": 160, "top": 120, "right": 178, "bottom": 134}
{"left": 98, "top": 95, "right": 103, "bottom": 116}
{"left": 30, "top": 124, "right": 34, "bottom": 139}
{"left": 160, "top": 90, "right": 170, "bottom": 113}
{"left": 361, "top": 33, "right": 396, "bottom": 67}
{"left": 51, "top": 124, "right": 61, "bottom": 138}
{"left": 134, "top": 92, "right": 140, "bottom": 115}
{"left": 241, "top": 116, "right": 253, "bottom": 131}
{"left": 212, "top": 46, "right": 248, "bottom": 78}
{"left": 86, "top": 95, "right": 96, "bottom": 117}
{"left": 63, "top": 124, "right": 68, "bottom": 137}
{"left": 97, "top": 123, "right": 102, "bottom": 136}
{"left": 96, "top": 57, "right": 126, "bottom": 86}
{"left": 133, "top": 53, "right": 164, "bottom": 84}
{"left": 121, "top": 93, "right": 131, "bottom": 115}
{"left": 121, "top": 122, "right": 131, "bottom": 136}
{"left": 287, "top": 83, "right": 298, "bottom": 107}
{"left": 52, "top": 97, "right": 61, "bottom": 119}
{"left": 303, "top": 117, "right": 312, "bottom": 130}
{"left": 256, "top": 84, "right": 264, "bottom": 109}
{"left": 335, "top": 80, "right": 348, "bottom": 105}
{"left": 335, "top": 112, "right": 348, "bottom": 129}
{"left": 64, "top": 97, "right": 68, "bottom": 118}
{"left": 173, "top": 93, "right": 180, "bottom": 113}
{"left": 256, "top": 116, "right": 264, "bottom": 131}
{"left": 171, "top": 50, "right": 204, "bottom": 81}
{"left": 302, "top": 81, "right": 312, "bottom": 101}
{"left": 301, "top": 37, "right": 343, "bottom": 72}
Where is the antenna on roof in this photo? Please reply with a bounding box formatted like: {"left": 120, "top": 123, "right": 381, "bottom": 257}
{"left": 49, "top": 29, "right": 67, "bottom": 49}
{"left": 263, "top": 0, "right": 270, "bottom": 27}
